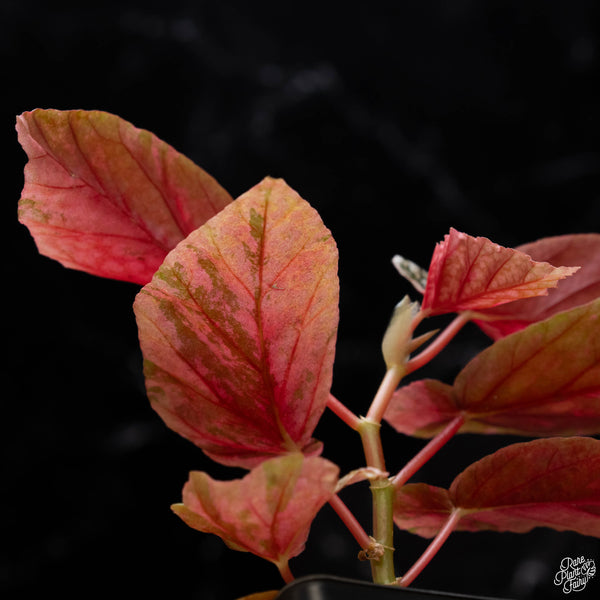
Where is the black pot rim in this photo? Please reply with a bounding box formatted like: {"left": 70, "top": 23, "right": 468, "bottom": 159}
{"left": 275, "top": 574, "right": 513, "bottom": 600}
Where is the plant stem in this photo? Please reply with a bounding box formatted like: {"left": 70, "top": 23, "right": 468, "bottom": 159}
{"left": 278, "top": 560, "right": 295, "bottom": 584}
{"left": 366, "top": 365, "right": 405, "bottom": 424}
{"left": 327, "top": 393, "right": 361, "bottom": 430}
{"left": 357, "top": 418, "right": 396, "bottom": 584}
{"left": 358, "top": 418, "right": 386, "bottom": 472}
{"left": 369, "top": 478, "right": 397, "bottom": 585}
{"left": 391, "top": 415, "right": 465, "bottom": 490}
{"left": 328, "top": 493, "right": 372, "bottom": 550}
{"left": 406, "top": 313, "right": 470, "bottom": 374}
{"left": 399, "top": 509, "right": 462, "bottom": 587}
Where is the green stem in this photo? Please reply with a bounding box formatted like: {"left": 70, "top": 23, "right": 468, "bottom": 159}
{"left": 358, "top": 418, "right": 386, "bottom": 472}
{"left": 358, "top": 418, "right": 396, "bottom": 585}
{"left": 369, "top": 478, "right": 396, "bottom": 585}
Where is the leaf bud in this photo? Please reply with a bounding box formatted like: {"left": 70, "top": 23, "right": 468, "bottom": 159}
{"left": 382, "top": 296, "right": 420, "bottom": 369}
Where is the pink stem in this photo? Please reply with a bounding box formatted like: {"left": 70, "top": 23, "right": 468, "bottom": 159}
{"left": 365, "top": 365, "right": 405, "bottom": 424}
{"left": 392, "top": 415, "right": 465, "bottom": 490}
{"left": 406, "top": 313, "right": 470, "bottom": 374}
{"left": 399, "top": 509, "right": 462, "bottom": 587}
{"left": 327, "top": 393, "right": 361, "bottom": 430}
{"left": 328, "top": 493, "right": 372, "bottom": 550}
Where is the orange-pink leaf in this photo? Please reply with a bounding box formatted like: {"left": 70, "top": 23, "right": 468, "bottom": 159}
{"left": 17, "top": 109, "right": 232, "bottom": 284}
{"left": 172, "top": 454, "right": 339, "bottom": 571}
{"left": 421, "top": 228, "right": 578, "bottom": 316}
{"left": 385, "top": 297, "right": 600, "bottom": 437}
{"left": 134, "top": 177, "right": 339, "bottom": 467}
{"left": 394, "top": 437, "right": 600, "bottom": 538}
{"left": 474, "top": 233, "right": 600, "bottom": 339}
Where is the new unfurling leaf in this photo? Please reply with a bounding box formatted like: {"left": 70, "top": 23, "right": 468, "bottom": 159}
{"left": 134, "top": 177, "right": 339, "bottom": 468}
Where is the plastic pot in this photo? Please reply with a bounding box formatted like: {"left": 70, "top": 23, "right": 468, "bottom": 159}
{"left": 275, "top": 575, "right": 513, "bottom": 600}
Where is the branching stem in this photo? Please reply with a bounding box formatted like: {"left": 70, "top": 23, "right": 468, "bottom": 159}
{"left": 392, "top": 415, "right": 465, "bottom": 490}
{"left": 357, "top": 418, "right": 396, "bottom": 584}
{"left": 328, "top": 493, "right": 372, "bottom": 550}
{"left": 327, "top": 393, "right": 361, "bottom": 430}
{"left": 406, "top": 313, "right": 470, "bottom": 374}
{"left": 399, "top": 509, "right": 462, "bottom": 587}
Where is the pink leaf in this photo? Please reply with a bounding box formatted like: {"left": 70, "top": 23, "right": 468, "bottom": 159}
{"left": 384, "top": 380, "right": 456, "bottom": 437}
{"left": 474, "top": 233, "right": 600, "bottom": 339}
{"left": 172, "top": 454, "right": 339, "bottom": 572}
{"left": 17, "top": 109, "right": 232, "bottom": 284}
{"left": 385, "top": 297, "right": 600, "bottom": 437}
{"left": 394, "top": 437, "right": 600, "bottom": 538}
{"left": 421, "top": 228, "right": 578, "bottom": 316}
{"left": 134, "top": 177, "right": 339, "bottom": 467}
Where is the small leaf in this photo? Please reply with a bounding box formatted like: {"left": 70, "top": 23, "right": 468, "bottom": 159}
{"left": 421, "top": 228, "right": 578, "bottom": 316}
{"left": 474, "top": 233, "right": 600, "bottom": 339}
{"left": 172, "top": 454, "right": 339, "bottom": 573}
{"left": 335, "top": 467, "right": 389, "bottom": 492}
{"left": 384, "top": 380, "right": 457, "bottom": 437}
{"left": 394, "top": 437, "right": 600, "bottom": 538}
{"left": 134, "top": 177, "right": 339, "bottom": 467}
{"left": 385, "top": 297, "right": 600, "bottom": 437}
{"left": 17, "top": 109, "right": 232, "bottom": 284}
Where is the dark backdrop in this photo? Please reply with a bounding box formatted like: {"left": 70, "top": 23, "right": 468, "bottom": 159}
{"left": 3, "top": 2, "right": 600, "bottom": 599}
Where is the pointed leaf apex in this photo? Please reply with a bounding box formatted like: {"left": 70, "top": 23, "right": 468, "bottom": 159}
{"left": 422, "top": 228, "right": 579, "bottom": 315}
{"left": 392, "top": 255, "right": 428, "bottom": 293}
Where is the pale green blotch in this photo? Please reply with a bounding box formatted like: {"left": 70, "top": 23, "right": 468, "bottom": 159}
{"left": 249, "top": 207, "right": 265, "bottom": 241}
{"left": 18, "top": 197, "right": 51, "bottom": 224}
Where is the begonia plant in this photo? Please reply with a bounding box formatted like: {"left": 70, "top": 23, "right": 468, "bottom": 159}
{"left": 17, "top": 109, "right": 600, "bottom": 599}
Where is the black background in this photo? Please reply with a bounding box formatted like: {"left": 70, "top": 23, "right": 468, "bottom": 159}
{"left": 3, "top": 1, "right": 600, "bottom": 599}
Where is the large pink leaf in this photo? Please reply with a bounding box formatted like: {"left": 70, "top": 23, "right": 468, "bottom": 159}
{"left": 172, "top": 454, "right": 339, "bottom": 574}
{"left": 394, "top": 437, "right": 600, "bottom": 538}
{"left": 134, "top": 177, "right": 339, "bottom": 467}
{"left": 385, "top": 297, "right": 600, "bottom": 437}
{"left": 474, "top": 234, "right": 600, "bottom": 339}
{"left": 421, "top": 228, "right": 578, "bottom": 316}
{"left": 17, "top": 109, "right": 232, "bottom": 284}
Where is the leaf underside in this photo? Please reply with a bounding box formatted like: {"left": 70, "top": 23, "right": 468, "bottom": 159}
{"left": 134, "top": 177, "right": 339, "bottom": 467}
{"left": 395, "top": 437, "right": 600, "bottom": 538}
{"left": 474, "top": 233, "right": 600, "bottom": 338}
